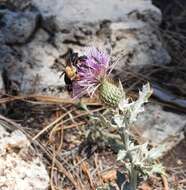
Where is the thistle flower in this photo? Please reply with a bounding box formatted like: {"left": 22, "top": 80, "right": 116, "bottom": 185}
{"left": 72, "top": 47, "right": 123, "bottom": 106}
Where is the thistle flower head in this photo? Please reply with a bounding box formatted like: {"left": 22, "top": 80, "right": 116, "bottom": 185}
{"left": 72, "top": 47, "right": 110, "bottom": 98}
{"left": 72, "top": 47, "right": 123, "bottom": 107}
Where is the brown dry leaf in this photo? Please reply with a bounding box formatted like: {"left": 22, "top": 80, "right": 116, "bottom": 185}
{"left": 101, "top": 169, "right": 117, "bottom": 182}
{"left": 80, "top": 160, "right": 90, "bottom": 175}
{"left": 161, "top": 175, "right": 169, "bottom": 190}
{"left": 139, "top": 183, "right": 152, "bottom": 190}
{"left": 78, "top": 157, "right": 95, "bottom": 189}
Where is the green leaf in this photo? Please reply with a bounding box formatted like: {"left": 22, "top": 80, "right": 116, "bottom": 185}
{"left": 129, "top": 83, "right": 152, "bottom": 123}
{"left": 148, "top": 145, "right": 165, "bottom": 160}
{"left": 146, "top": 164, "right": 165, "bottom": 176}
{"left": 114, "top": 115, "right": 125, "bottom": 128}
{"left": 117, "top": 149, "right": 127, "bottom": 161}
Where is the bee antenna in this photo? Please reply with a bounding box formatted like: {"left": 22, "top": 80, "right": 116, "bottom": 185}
{"left": 61, "top": 48, "right": 73, "bottom": 59}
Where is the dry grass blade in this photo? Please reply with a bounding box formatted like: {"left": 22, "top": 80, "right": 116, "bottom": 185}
{"left": 0, "top": 114, "right": 83, "bottom": 190}
{"left": 50, "top": 150, "right": 57, "bottom": 190}
{"left": 50, "top": 122, "right": 85, "bottom": 135}
{"left": 162, "top": 175, "right": 169, "bottom": 190}
{"left": 32, "top": 106, "right": 104, "bottom": 142}
{"left": 80, "top": 159, "right": 95, "bottom": 189}
{"left": 50, "top": 127, "right": 64, "bottom": 190}
{"left": 0, "top": 114, "right": 26, "bottom": 133}
{"left": 38, "top": 141, "right": 83, "bottom": 190}
{"left": 0, "top": 94, "right": 102, "bottom": 106}
{"left": 32, "top": 108, "right": 75, "bottom": 141}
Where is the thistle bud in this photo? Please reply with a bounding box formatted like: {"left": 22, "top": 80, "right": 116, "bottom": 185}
{"left": 99, "top": 79, "right": 123, "bottom": 107}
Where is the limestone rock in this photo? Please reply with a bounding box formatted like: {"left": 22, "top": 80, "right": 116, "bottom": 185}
{"left": 0, "top": 0, "right": 170, "bottom": 95}
{"left": 4, "top": 28, "right": 65, "bottom": 94}
{"left": 32, "top": 0, "right": 171, "bottom": 70}
{"left": 32, "top": 0, "right": 161, "bottom": 27}
{"left": 0, "top": 71, "right": 5, "bottom": 95}
{"left": 0, "top": 125, "right": 49, "bottom": 190}
{"left": 0, "top": 9, "right": 40, "bottom": 44}
{"left": 136, "top": 104, "right": 186, "bottom": 150}
{"left": 3, "top": 0, "right": 32, "bottom": 10}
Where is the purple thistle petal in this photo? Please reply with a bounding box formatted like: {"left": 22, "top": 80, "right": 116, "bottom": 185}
{"left": 72, "top": 47, "right": 110, "bottom": 98}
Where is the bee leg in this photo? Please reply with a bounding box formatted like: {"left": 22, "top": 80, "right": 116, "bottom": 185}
{"left": 59, "top": 71, "right": 65, "bottom": 78}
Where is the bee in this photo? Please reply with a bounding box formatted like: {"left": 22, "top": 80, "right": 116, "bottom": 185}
{"left": 60, "top": 48, "right": 87, "bottom": 91}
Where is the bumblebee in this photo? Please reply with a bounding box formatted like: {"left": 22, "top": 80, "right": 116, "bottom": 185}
{"left": 60, "top": 48, "right": 86, "bottom": 90}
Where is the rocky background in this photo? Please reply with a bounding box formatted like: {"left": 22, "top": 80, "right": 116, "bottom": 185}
{"left": 0, "top": 0, "right": 184, "bottom": 150}
{"left": 0, "top": 0, "right": 185, "bottom": 189}
{"left": 0, "top": 0, "right": 171, "bottom": 95}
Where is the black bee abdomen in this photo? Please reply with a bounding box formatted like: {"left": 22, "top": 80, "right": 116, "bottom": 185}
{"left": 64, "top": 74, "right": 73, "bottom": 91}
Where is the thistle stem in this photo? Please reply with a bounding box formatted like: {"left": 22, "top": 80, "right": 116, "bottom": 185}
{"left": 119, "top": 124, "right": 138, "bottom": 190}
{"left": 130, "top": 164, "right": 138, "bottom": 190}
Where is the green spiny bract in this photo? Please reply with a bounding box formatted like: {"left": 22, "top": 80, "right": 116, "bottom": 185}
{"left": 99, "top": 79, "right": 123, "bottom": 107}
